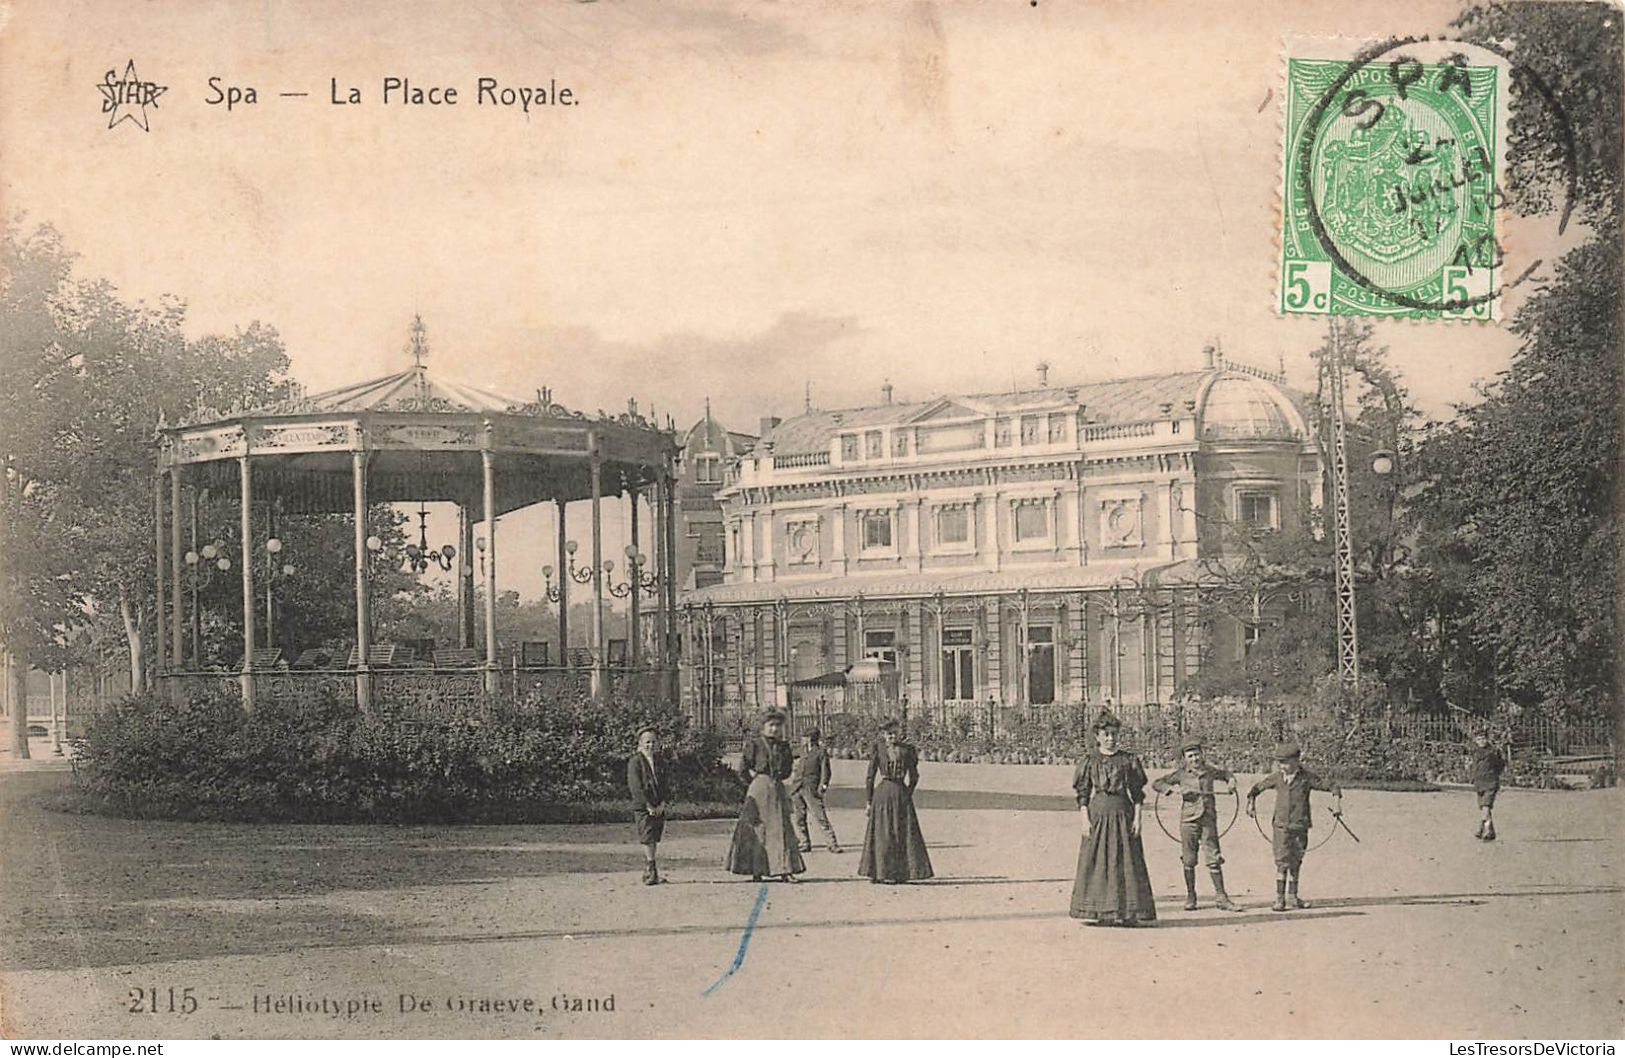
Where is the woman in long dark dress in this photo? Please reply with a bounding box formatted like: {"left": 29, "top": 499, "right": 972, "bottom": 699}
{"left": 725, "top": 711, "right": 806, "bottom": 882}
{"left": 1069, "top": 709, "right": 1157, "bottom": 925}
{"left": 859, "top": 719, "right": 934, "bottom": 884}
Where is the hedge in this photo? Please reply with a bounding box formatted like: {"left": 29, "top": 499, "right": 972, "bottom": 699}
{"left": 70, "top": 687, "right": 742, "bottom": 823}
{"left": 816, "top": 709, "right": 1598, "bottom": 787}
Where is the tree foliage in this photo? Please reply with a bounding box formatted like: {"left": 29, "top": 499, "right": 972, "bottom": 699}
{"left": 1, "top": 219, "right": 295, "bottom": 691}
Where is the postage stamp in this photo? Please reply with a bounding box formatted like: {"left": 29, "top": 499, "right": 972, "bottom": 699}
{"left": 1280, "top": 44, "right": 1503, "bottom": 320}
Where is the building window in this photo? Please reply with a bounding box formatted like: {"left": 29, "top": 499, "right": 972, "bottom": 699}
{"left": 893, "top": 432, "right": 909, "bottom": 457}
{"left": 1013, "top": 500, "right": 1051, "bottom": 543}
{"left": 941, "top": 628, "right": 974, "bottom": 701}
{"left": 865, "top": 431, "right": 883, "bottom": 459}
{"left": 1242, "top": 622, "right": 1264, "bottom": 658}
{"left": 841, "top": 435, "right": 860, "bottom": 461}
{"left": 729, "top": 523, "right": 742, "bottom": 564}
{"left": 1237, "top": 488, "right": 1279, "bottom": 530}
{"left": 1024, "top": 625, "right": 1056, "bottom": 704}
{"left": 861, "top": 510, "right": 893, "bottom": 551}
{"left": 1020, "top": 415, "right": 1041, "bottom": 445}
{"left": 864, "top": 629, "right": 897, "bottom": 666}
{"left": 695, "top": 527, "right": 723, "bottom": 565}
{"left": 936, "top": 506, "right": 969, "bottom": 546}
{"left": 994, "top": 418, "right": 1012, "bottom": 448}
{"left": 1048, "top": 413, "right": 1067, "bottom": 443}
{"left": 694, "top": 454, "right": 722, "bottom": 484}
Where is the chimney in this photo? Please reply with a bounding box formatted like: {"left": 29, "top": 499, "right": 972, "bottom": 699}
{"left": 881, "top": 382, "right": 894, "bottom": 404}
{"left": 759, "top": 416, "right": 781, "bottom": 437}
{"left": 1037, "top": 361, "right": 1050, "bottom": 387}
{"left": 1202, "top": 345, "right": 1216, "bottom": 370}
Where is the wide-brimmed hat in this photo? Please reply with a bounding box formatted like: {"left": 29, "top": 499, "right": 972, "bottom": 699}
{"left": 1274, "top": 740, "right": 1302, "bottom": 761}
{"left": 1092, "top": 709, "right": 1122, "bottom": 732}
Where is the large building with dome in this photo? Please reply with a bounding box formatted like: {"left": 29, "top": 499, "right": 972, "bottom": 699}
{"left": 677, "top": 348, "right": 1322, "bottom": 721}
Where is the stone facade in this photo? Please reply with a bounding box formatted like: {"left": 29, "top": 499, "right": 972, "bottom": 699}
{"left": 679, "top": 354, "right": 1321, "bottom": 717}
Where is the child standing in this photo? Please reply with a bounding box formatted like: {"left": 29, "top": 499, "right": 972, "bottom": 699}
{"left": 1246, "top": 741, "right": 1342, "bottom": 912}
{"left": 627, "top": 726, "right": 666, "bottom": 886}
{"left": 1469, "top": 731, "right": 1506, "bottom": 841}
{"left": 789, "top": 728, "right": 842, "bottom": 854}
{"left": 1152, "top": 735, "right": 1240, "bottom": 911}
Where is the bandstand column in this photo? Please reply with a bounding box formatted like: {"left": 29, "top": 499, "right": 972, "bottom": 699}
{"left": 651, "top": 476, "right": 668, "bottom": 675}
{"left": 555, "top": 497, "right": 569, "bottom": 667}
{"left": 458, "top": 503, "right": 475, "bottom": 650}
{"left": 237, "top": 455, "right": 257, "bottom": 713}
{"left": 681, "top": 606, "right": 695, "bottom": 716}
{"left": 482, "top": 429, "right": 498, "bottom": 696}
{"left": 662, "top": 464, "right": 679, "bottom": 699}
{"left": 153, "top": 463, "right": 168, "bottom": 683}
{"left": 352, "top": 442, "right": 372, "bottom": 711}
{"left": 589, "top": 446, "right": 607, "bottom": 700}
{"left": 628, "top": 478, "right": 642, "bottom": 672}
{"left": 169, "top": 468, "right": 184, "bottom": 672}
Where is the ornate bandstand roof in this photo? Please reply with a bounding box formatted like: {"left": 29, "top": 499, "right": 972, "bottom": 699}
{"left": 158, "top": 357, "right": 677, "bottom": 515}
{"left": 251, "top": 366, "right": 536, "bottom": 417}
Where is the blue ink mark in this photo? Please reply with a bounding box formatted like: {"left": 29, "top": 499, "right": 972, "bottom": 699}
{"left": 702, "top": 883, "right": 769, "bottom": 997}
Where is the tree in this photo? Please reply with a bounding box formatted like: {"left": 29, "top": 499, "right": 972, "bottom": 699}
{"left": 1404, "top": 4, "right": 1624, "bottom": 718}
{"left": 1455, "top": 2, "right": 1623, "bottom": 233}
{"left": 0, "top": 219, "right": 299, "bottom": 737}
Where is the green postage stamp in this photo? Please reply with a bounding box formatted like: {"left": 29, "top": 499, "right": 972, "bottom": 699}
{"left": 1280, "top": 44, "right": 1503, "bottom": 319}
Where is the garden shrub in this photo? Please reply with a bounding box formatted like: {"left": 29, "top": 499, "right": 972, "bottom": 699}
{"left": 814, "top": 696, "right": 1588, "bottom": 786}
{"left": 72, "top": 686, "right": 741, "bottom": 823}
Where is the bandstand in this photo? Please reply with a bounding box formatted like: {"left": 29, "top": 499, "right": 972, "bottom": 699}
{"left": 153, "top": 347, "right": 679, "bottom": 712}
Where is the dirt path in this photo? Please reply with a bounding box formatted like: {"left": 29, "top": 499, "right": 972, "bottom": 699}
{"left": 2, "top": 765, "right": 1619, "bottom": 1038}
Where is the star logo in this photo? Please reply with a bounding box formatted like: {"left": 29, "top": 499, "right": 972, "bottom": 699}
{"left": 97, "top": 60, "right": 168, "bottom": 131}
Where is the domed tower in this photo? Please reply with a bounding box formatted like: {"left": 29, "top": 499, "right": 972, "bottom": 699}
{"left": 1194, "top": 358, "right": 1322, "bottom": 551}
{"left": 676, "top": 402, "right": 759, "bottom": 590}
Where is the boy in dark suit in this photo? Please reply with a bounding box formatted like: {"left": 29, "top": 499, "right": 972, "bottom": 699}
{"left": 790, "top": 728, "right": 841, "bottom": 854}
{"left": 1152, "top": 734, "right": 1240, "bottom": 911}
{"left": 628, "top": 726, "right": 666, "bottom": 885}
{"left": 1247, "top": 741, "right": 1342, "bottom": 911}
{"left": 1469, "top": 731, "right": 1506, "bottom": 841}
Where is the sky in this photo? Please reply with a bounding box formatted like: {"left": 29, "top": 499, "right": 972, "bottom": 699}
{"left": 0, "top": 0, "right": 1583, "bottom": 602}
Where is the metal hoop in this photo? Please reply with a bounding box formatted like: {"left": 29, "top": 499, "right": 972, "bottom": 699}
{"left": 1153, "top": 785, "right": 1241, "bottom": 843}
{"left": 1249, "top": 807, "right": 1340, "bottom": 851}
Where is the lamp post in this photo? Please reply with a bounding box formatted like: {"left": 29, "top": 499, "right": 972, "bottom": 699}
{"left": 543, "top": 540, "right": 611, "bottom": 671}
{"left": 1325, "top": 320, "right": 1360, "bottom": 688}
{"left": 403, "top": 503, "right": 456, "bottom": 575}
{"left": 183, "top": 541, "right": 233, "bottom": 668}
{"left": 262, "top": 536, "right": 296, "bottom": 650}
{"left": 1325, "top": 321, "right": 1407, "bottom": 689}
{"left": 607, "top": 546, "right": 660, "bottom": 672}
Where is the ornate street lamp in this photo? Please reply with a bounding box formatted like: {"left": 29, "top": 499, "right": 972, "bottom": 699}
{"left": 263, "top": 535, "right": 296, "bottom": 649}
{"left": 539, "top": 563, "right": 563, "bottom": 603}
{"left": 403, "top": 503, "right": 456, "bottom": 575}
{"left": 607, "top": 545, "right": 659, "bottom": 598}
{"left": 183, "top": 541, "right": 232, "bottom": 669}
{"left": 543, "top": 539, "right": 605, "bottom": 599}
